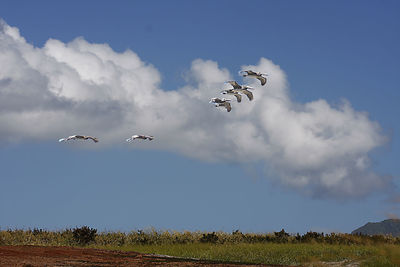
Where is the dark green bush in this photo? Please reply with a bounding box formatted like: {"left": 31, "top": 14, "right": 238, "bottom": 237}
{"left": 200, "top": 232, "right": 219, "bottom": 243}
{"left": 274, "top": 229, "right": 290, "bottom": 243}
{"left": 72, "top": 226, "right": 97, "bottom": 245}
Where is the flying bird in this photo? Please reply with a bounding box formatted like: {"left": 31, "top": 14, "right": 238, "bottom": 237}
{"left": 240, "top": 88, "right": 253, "bottom": 101}
{"left": 239, "top": 70, "right": 268, "bottom": 86}
{"left": 58, "top": 135, "right": 99, "bottom": 143}
{"left": 126, "top": 135, "right": 154, "bottom": 142}
{"left": 220, "top": 89, "right": 242, "bottom": 102}
{"left": 225, "top": 81, "right": 254, "bottom": 101}
{"left": 225, "top": 80, "right": 244, "bottom": 90}
{"left": 209, "top": 97, "right": 232, "bottom": 112}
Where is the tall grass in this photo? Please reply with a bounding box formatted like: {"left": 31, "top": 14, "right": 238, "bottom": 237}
{"left": 2, "top": 228, "right": 400, "bottom": 247}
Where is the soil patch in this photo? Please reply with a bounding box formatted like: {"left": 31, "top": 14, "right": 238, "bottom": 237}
{"left": 0, "top": 245, "right": 292, "bottom": 266}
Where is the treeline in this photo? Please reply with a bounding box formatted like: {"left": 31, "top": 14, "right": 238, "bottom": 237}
{"left": 1, "top": 226, "right": 400, "bottom": 247}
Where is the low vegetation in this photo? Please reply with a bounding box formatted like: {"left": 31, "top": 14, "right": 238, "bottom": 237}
{"left": 1, "top": 227, "right": 400, "bottom": 266}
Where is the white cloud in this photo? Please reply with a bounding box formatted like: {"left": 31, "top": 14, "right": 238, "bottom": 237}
{"left": 0, "top": 19, "right": 391, "bottom": 198}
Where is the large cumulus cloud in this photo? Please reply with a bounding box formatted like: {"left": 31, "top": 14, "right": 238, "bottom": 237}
{"left": 0, "top": 19, "right": 390, "bottom": 198}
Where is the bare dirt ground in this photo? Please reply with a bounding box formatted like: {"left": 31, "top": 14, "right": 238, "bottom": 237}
{"left": 0, "top": 245, "right": 292, "bottom": 267}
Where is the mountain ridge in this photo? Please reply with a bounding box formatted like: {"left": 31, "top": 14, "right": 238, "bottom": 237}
{"left": 352, "top": 219, "right": 400, "bottom": 236}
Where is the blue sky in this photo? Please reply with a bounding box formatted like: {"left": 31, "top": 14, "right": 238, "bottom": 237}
{"left": 0, "top": 1, "right": 399, "bottom": 234}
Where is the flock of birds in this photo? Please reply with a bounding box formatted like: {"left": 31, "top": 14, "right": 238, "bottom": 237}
{"left": 209, "top": 70, "right": 268, "bottom": 112}
{"left": 58, "top": 134, "right": 154, "bottom": 143}
{"left": 58, "top": 70, "right": 267, "bottom": 144}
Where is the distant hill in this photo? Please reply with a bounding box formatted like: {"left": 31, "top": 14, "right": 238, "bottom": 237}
{"left": 352, "top": 219, "right": 400, "bottom": 237}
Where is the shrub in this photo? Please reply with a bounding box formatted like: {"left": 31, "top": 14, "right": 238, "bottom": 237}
{"left": 274, "top": 229, "right": 289, "bottom": 243}
{"left": 72, "top": 226, "right": 97, "bottom": 245}
{"left": 200, "top": 232, "right": 219, "bottom": 243}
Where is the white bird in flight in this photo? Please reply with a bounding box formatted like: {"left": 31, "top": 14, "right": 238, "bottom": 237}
{"left": 225, "top": 81, "right": 254, "bottom": 101}
{"left": 58, "top": 135, "right": 99, "bottom": 143}
{"left": 126, "top": 135, "right": 154, "bottom": 142}
{"left": 220, "top": 89, "right": 242, "bottom": 102}
{"left": 239, "top": 70, "right": 268, "bottom": 86}
{"left": 209, "top": 97, "right": 232, "bottom": 112}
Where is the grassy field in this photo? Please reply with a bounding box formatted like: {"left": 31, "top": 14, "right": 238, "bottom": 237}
{"left": 1, "top": 227, "right": 400, "bottom": 266}
{"left": 94, "top": 243, "right": 400, "bottom": 266}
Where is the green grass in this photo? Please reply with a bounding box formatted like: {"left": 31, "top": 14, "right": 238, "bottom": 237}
{"left": 93, "top": 243, "right": 400, "bottom": 266}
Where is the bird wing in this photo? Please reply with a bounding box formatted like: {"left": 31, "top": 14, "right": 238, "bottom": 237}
{"left": 225, "top": 102, "right": 232, "bottom": 112}
{"left": 242, "top": 89, "right": 254, "bottom": 101}
{"left": 227, "top": 80, "right": 241, "bottom": 89}
{"left": 234, "top": 94, "right": 242, "bottom": 103}
{"left": 58, "top": 138, "right": 66, "bottom": 142}
{"left": 87, "top": 136, "right": 99, "bottom": 143}
{"left": 246, "top": 70, "right": 257, "bottom": 76}
{"left": 64, "top": 135, "right": 77, "bottom": 141}
{"left": 257, "top": 76, "right": 267, "bottom": 86}
{"left": 146, "top": 135, "right": 154, "bottom": 140}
